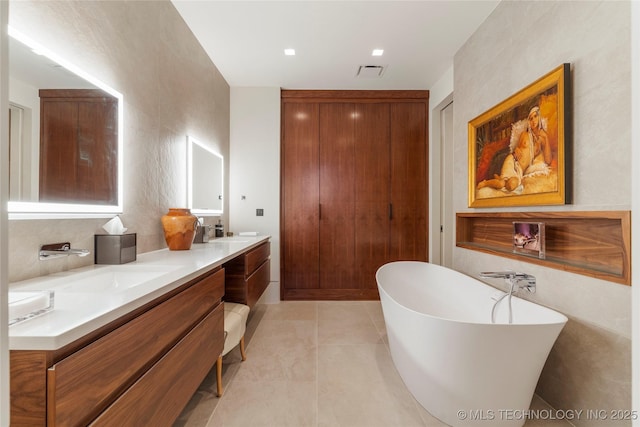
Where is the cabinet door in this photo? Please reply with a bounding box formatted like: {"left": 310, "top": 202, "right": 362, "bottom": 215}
{"left": 390, "top": 102, "right": 428, "bottom": 261}
{"left": 354, "top": 103, "right": 390, "bottom": 290}
{"left": 281, "top": 92, "right": 429, "bottom": 301}
{"left": 319, "top": 103, "right": 356, "bottom": 291}
{"left": 39, "top": 99, "right": 79, "bottom": 201}
{"left": 40, "top": 89, "right": 118, "bottom": 204}
{"left": 282, "top": 102, "right": 320, "bottom": 294}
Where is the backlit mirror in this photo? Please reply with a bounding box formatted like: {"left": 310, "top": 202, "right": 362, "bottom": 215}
{"left": 187, "top": 136, "right": 223, "bottom": 216}
{"left": 7, "top": 27, "right": 123, "bottom": 218}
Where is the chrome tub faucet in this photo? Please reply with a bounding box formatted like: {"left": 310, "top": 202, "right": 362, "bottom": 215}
{"left": 480, "top": 271, "right": 536, "bottom": 293}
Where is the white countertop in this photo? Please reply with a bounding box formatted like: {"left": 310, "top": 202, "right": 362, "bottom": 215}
{"left": 8, "top": 235, "right": 270, "bottom": 351}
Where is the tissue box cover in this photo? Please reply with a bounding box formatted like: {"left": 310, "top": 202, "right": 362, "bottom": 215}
{"left": 95, "top": 233, "right": 137, "bottom": 264}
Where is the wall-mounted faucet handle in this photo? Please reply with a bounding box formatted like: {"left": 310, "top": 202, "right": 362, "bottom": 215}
{"left": 516, "top": 274, "right": 536, "bottom": 293}
{"left": 480, "top": 271, "right": 536, "bottom": 293}
{"left": 480, "top": 271, "right": 517, "bottom": 279}
{"left": 39, "top": 242, "right": 90, "bottom": 260}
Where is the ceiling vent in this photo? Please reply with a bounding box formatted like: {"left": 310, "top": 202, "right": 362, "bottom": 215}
{"left": 356, "top": 65, "right": 385, "bottom": 78}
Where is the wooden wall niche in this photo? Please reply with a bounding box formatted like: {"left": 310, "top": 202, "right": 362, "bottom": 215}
{"left": 456, "top": 211, "right": 631, "bottom": 285}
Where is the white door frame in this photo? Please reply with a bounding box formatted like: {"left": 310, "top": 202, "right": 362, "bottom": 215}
{"left": 429, "top": 93, "right": 453, "bottom": 267}
{"left": 439, "top": 100, "right": 454, "bottom": 268}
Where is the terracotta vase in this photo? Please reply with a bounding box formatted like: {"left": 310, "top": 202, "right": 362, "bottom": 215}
{"left": 161, "top": 208, "right": 198, "bottom": 250}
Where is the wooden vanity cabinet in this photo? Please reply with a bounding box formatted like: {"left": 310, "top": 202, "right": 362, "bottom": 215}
{"left": 223, "top": 241, "right": 270, "bottom": 308}
{"left": 10, "top": 267, "right": 225, "bottom": 427}
{"left": 90, "top": 307, "right": 223, "bottom": 426}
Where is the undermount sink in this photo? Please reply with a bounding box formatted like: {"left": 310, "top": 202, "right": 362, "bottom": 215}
{"left": 54, "top": 265, "right": 179, "bottom": 293}
{"left": 9, "top": 290, "right": 54, "bottom": 325}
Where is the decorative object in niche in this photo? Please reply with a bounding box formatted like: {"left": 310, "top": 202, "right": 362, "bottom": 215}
{"left": 161, "top": 208, "right": 198, "bottom": 250}
{"left": 7, "top": 27, "right": 123, "bottom": 218}
{"left": 468, "top": 64, "right": 571, "bottom": 208}
{"left": 513, "top": 221, "right": 545, "bottom": 259}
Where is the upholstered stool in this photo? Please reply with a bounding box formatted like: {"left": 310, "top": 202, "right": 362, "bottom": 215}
{"left": 217, "top": 302, "right": 250, "bottom": 397}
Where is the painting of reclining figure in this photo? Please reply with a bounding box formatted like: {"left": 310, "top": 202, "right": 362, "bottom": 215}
{"left": 468, "top": 64, "right": 570, "bottom": 208}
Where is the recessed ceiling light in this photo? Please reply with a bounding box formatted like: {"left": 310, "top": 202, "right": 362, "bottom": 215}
{"left": 372, "top": 49, "right": 384, "bottom": 57}
{"left": 284, "top": 48, "right": 296, "bottom": 56}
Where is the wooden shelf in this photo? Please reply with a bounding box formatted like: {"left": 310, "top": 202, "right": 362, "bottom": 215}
{"left": 456, "top": 211, "right": 631, "bottom": 285}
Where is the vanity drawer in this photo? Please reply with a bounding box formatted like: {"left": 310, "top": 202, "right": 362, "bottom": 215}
{"left": 90, "top": 303, "right": 224, "bottom": 426}
{"left": 224, "top": 241, "right": 270, "bottom": 308}
{"left": 247, "top": 259, "right": 270, "bottom": 308}
{"left": 47, "top": 268, "right": 224, "bottom": 427}
{"left": 245, "top": 242, "right": 270, "bottom": 276}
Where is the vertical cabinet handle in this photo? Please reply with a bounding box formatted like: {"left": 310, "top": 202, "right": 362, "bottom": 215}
{"left": 319, "top": 203, "right": 322, "bottom": 220}
{"left": 389, "top": 203, "right": 393, "bottom": 220}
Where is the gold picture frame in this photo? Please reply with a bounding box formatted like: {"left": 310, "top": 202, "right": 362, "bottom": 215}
{"left": 468, "top": 64, "right": 571, "bottom": 208}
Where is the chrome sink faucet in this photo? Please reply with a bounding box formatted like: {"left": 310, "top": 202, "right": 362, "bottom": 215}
{"left": 480, "top": 271, "right": 536, "bottom": 293}
{"left": 39, "top": 242, "right": 90, "bottom": 260}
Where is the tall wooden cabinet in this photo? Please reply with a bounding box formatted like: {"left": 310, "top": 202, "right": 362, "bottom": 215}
{"left": 281, "top": 90, "right": 428, "bottom": 300}
{"left": 39, "top": 89, "right": 118, "bottom": 205}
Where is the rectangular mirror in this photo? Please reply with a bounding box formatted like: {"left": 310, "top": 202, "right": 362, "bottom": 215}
{"left": 7, "top": 27, "right": 123, "bottom": 219}
{"left": 187, "top": 136, "right": 223, "bottom": 216}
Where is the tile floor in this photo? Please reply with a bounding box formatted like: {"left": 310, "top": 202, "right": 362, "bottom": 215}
{"left": 174, "top": 301, "right": 571, "bottom": 427}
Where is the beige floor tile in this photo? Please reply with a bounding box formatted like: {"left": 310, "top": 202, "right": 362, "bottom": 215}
{"left": 261, "top": 300, "right": 318, "bottom": 321}
{"left": 177, "top": 301, "right": 572, "bottom": 427}
{"left": 318, "top": 344, "right": 426, "bottom": 427}
{"left": 410, "top": 396, "right": 449, "bottom": 427}
{"left": 233, "top": 342, "right": 316, "bottom": 381}
{"left": 175, "top": 353, "right": 242, "bottom": 427}
{"left": 362, "top": 300, "right": 388, "bottom": 336}
{"left": 318, "top": 301, "right": 383, "bottom": 345}
{"left": 523, "top": 395, "right": 574, "bottom": 426}
{"left": 248, "top": 318, "right": 317, "bottom": 350}
{"left": 244, "top": 304, "right": 267, "bottom": 339}
{"left": 206, "top": 380, "right": 316, "bottom": 427}
{"left": 319, "top": 342, "right": 398, "bottom": 385}
{"left": 174, "top": 369, "right": 222, "bottom": 427}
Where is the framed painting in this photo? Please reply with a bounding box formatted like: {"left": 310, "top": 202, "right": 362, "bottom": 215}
{"left": 468, "top": 63, "right": 571, "bottom": 208}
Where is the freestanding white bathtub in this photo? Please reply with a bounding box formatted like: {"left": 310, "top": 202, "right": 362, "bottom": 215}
{"left": 376, "top": 261, "right": 567, "bottom": 427}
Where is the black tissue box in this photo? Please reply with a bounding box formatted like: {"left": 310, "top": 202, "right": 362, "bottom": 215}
{"left": 94, "top": 233, "right": 137, "bottom": 264}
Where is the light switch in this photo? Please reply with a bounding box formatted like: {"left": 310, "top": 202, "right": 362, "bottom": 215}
{"left": 256, "top": 209, "right": 264, "bottom": 216}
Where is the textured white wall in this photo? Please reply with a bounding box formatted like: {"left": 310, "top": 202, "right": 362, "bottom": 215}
{"left": 453, "top": 1, "right": 631, "bottom": 422}
{"left": 631, "top": 1, "right": 640, "bottom": 422}
{"left": 7, "top": 1, "right": 230, "bottom": 283}
{"left": 229, "top": 87, "right": 281, "bottom": 296}
{"left": 0, "top": 1, "right": 9, "bottom": 423}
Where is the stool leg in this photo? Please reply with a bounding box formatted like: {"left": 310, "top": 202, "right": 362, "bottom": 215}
{"left": 239, "top": 336, "right": 247, "bottom": 361}
{"left": 216, "top": 355, "right": 223, "bottom": 397}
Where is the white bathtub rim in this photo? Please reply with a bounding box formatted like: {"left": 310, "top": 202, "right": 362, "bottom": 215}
{"left": 376, "top": 261, "right": 568, "bottom": 327}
